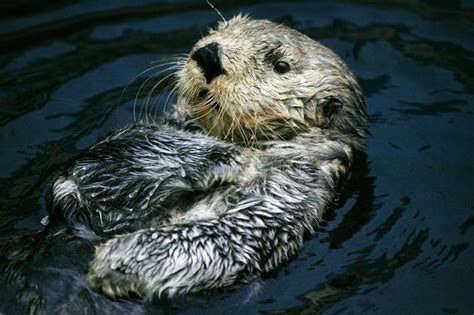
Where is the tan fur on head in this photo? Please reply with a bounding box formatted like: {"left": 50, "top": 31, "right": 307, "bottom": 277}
{"left": 176, "top": 14, "right": 367, "bottom": 146}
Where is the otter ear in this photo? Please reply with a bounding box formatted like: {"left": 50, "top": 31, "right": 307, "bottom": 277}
{"left": 315, "top": 97, "right": 343, "bottom": 128}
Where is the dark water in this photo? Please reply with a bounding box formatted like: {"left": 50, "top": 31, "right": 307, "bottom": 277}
{"left": 0, "top": 0, "right": 473, "bottom": 314}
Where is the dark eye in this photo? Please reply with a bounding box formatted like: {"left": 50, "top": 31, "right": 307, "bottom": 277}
{"left": 274, "top": 60, "right": 290, "bottom": 74}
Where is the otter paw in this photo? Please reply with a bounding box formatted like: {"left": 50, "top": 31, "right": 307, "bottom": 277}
{"left": 86, "top": 241, "right": 145, "bottom": 300}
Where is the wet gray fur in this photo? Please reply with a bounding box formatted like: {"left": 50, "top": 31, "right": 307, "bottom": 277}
{"left": 50, "top": 16, "right": 369, "bottom": 299}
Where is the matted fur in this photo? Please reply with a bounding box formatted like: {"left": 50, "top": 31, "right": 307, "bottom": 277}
{"left": 50, "top": 15, "right": 368, "bottom": 299}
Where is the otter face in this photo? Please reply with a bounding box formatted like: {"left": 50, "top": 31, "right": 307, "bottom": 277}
{"left": 176, "top": 15, "right": 368, "bottom": 145}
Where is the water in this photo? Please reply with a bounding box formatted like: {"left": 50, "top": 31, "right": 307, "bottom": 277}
{"left": 0, "top": 1, "right": 473, "bottom": 314}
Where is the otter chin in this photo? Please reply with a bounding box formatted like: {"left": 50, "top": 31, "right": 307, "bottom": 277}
{"left": 43, "top": 15, "right": 369, "bottom": 300}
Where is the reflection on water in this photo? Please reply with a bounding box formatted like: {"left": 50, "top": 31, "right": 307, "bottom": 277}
{"left": 0, "top": 1, "right": 473, "bottom": 314}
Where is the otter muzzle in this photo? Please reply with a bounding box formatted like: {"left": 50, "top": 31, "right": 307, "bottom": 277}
{"left": 191, "top": 42, "right": 225, "bottom": 84}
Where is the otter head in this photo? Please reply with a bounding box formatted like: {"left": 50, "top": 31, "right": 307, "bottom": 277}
{"left": 176, "top": 15, "right": 368, "bottom": 147}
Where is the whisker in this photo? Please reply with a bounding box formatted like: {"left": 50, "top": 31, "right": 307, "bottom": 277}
{"left": 205, "top": 97, "right": 226, "bottom": 137}
{"left": 151, "top": 74, "right": 182, "bottom": 122}
{"left": 207, "top": 1, "right": 227, "bottom": 23}
{"left": 132, "top": 59, "right": 185, "bottom": 122}
{"left": 155, "top": 82, "right": 179, "bottom": 122}
{"left": 143, "top": 71, "right": 179, "bottom": 124}
{"left": 163, "top": 82, "right": 181, "bottom": 113}
{"left": 189, "top": 98, "right": 218, "bottom": 124}
{"left": 118, "top": 64, "right": 173, "bottom": 122}
{"left": 150, "top": 54, "right": 188, "bottom": 64}
{"left": 135, "top": 64, "right": 182, "bottom": 122}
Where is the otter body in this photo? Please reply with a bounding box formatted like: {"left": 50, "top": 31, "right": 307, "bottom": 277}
{"left": 49, "top": 15, "right": 368, "bottom": 299}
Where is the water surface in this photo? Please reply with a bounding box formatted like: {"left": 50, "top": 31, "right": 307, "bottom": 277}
{"left": 0, "top": 1, "right": 473, "bottom": 314}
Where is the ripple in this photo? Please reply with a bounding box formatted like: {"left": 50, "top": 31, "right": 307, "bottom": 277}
{"left": 0, "top": 1, "right": 473, "bottom": 314}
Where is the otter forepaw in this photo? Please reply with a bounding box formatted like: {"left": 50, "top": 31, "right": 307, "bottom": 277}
{"left": 87, "top": 241, "right": 146, "bottom": 300}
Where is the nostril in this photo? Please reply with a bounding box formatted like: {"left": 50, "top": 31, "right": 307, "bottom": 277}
{"left": 191, "top": 42, "right": 225, "bottom": 84}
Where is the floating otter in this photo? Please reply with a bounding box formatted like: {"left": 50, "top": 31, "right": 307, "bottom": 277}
{"left": 46, "top": 15, "right": 369, "bottom": 299}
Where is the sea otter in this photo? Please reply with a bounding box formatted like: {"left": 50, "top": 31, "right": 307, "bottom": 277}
{"left": 47, "top": 15, "right": 368, "bottom": 299}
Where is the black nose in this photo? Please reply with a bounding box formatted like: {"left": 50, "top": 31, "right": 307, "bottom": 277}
{"left": 191, "top": 42, "right": 224, "bottom": 84}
